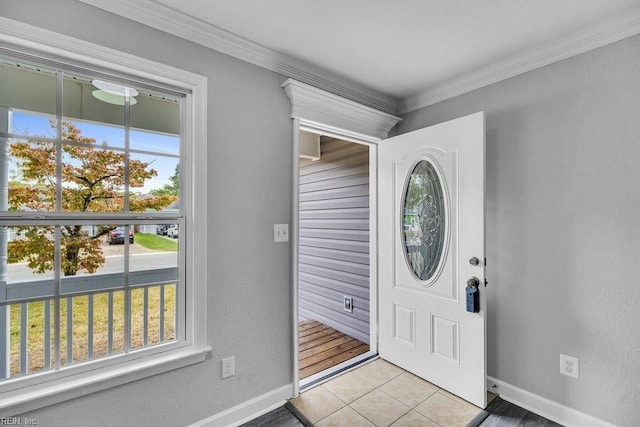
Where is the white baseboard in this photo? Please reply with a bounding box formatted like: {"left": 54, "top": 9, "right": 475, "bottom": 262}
{"left": 487, "top": 377, "right": 615, "bottom": 427}
{"left": 189, "top": 384, "right": 293, "bottom": 427}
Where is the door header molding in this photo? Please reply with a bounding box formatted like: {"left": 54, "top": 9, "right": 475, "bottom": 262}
{"left": 282, "top": 79, "right": 401, "bottom": 143}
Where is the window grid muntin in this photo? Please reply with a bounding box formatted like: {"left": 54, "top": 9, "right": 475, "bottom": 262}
{"left": 0, "top": 133, "right": 181, "bottom": 161}
{"left": 55, "top": 71, "right": 63, "bottom": 213}
{"left": 124, "top": 226, "right": 131, "bottom": 354}
{"left": 123, "top": 91, "right": 131, "bottom": 213}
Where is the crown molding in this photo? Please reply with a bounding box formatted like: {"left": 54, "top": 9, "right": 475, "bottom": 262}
{"left": 399, "top": 8, "right": 640, "bottom": 114}
{"left": 77, "top": 0, "right": 398, "bottom": 115}
{"left": 77, "top": 0, "right": 640, "bottom": 116}
{"left": 282, "top": 79, "right": 401, "bottom": 142}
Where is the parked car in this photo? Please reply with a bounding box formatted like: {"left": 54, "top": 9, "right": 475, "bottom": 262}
{"left": 156, "top": 224, "right": 171, "bottom": 235}
{"left": 107, "top": 227, "right": 134, "bottom": 244}
{"left": 167, "top": 225, "right": 178, "bottom": 239}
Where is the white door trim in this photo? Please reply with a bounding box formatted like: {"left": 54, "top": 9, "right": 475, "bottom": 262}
{"left": 283, "top": 79, "right": 401, "bottom": 396}
{"left": 291, "top": 117, "right": 301, "bottom": 397}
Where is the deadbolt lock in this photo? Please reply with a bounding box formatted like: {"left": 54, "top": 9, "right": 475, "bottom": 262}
{"left": 469, "top": 257, "right": 480, "bottom": 266}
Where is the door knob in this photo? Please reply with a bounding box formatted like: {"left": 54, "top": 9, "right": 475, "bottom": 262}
{"left": 466, "top": 277, "right": 480, "bottom": 287}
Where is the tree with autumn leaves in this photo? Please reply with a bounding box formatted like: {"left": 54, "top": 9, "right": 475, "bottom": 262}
{"left": 7, "top": 121, "right": 176, "bottom": 276}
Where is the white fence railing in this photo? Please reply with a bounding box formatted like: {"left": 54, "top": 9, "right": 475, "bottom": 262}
{"left": 0, "top": 267, "right": 178, "bottom": 378}
{"left": 2, "top": 267, "right": 177, "bottom": 300}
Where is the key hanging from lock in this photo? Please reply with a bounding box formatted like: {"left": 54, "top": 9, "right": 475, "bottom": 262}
{"left": 466, "top": 277, "right": 480, "bottom": 313}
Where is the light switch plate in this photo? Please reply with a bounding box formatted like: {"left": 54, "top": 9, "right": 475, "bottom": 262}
{"left": 274, "top": 224, "right": 289, "bottom": 242}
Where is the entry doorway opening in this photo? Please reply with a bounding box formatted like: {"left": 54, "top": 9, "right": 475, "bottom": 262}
{"left": 297, "top": 131, "right": 376, "bottom": 388}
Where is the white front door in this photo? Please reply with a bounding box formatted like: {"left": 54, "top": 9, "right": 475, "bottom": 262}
{"left": 378, "top": 112, "right": 486, "bottom": 407}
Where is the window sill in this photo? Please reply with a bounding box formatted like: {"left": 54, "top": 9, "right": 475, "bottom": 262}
{"left": 0, "top": 346, "right": 211, "bottom": 416}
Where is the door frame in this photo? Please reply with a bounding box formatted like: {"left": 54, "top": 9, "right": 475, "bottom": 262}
{"left": 283, "top": 79, "right": 402, "bottom": 396}
{"left": 294, "top": 123, "right": 378, "bottom": 391}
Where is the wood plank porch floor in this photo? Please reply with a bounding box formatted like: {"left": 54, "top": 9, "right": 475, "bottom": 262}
{"left": 299, "top": 319, "right": 369, "bottom": 379}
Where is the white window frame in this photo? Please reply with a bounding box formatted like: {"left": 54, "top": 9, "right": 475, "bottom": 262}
{"left": 0, "top": 17, "right": 209, "bottom": 415}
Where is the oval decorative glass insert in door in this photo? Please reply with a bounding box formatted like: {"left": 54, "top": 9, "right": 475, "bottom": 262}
{"left": 402, "top": 160, "right": 447, "bottom": 282}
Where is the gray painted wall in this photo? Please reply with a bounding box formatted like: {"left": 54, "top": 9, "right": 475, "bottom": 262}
{"left": 299, "top": 139, "right": 370, "bottom": 344}
{"left": 1, "top": 1, "right": 293, "bottom": 426}
{"left": 395, "top": 35, "right": 640, "bottom": 427}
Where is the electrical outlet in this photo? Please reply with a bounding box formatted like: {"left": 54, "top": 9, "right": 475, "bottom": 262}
{"left": 344, "top": 296, "right": 353, "bottom": 313}
{"left": 560, "top": 354, "right": 579, "bottom": 379}
{"left": 222, "top": 356, "right": 235, "bottom": 379}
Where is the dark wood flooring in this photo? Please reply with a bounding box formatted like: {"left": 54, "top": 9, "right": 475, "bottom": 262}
{"left": 299, "top": 320, "right": 369, "bottom": 379}
{"left": 240, "top": 406, "right": 303, "bottom": 427}
{"left": 473, "top": 397, "right": 563, "bottom": 427}
{"left": 244, "top": 398, "right": 563, "bottom": 427}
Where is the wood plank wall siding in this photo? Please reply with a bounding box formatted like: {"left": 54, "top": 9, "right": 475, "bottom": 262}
{"left": 298, "top": 138, "right": 370, "bottom": 344}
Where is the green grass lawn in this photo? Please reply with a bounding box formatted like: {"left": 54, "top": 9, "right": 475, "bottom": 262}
{"left": 134, "top": 233, "right": 178, "bottom": 251}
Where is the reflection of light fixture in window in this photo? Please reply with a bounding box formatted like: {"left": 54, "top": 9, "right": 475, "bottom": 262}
{"left": 92, "top": 90, "right": 138, "bottom": 105}
{"left": 91, "top": 79, "right": 138, "bottom": 105}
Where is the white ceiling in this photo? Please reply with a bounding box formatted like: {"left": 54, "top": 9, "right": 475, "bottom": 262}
{"left": 81, "top": 0, "right": 640, "bottom": 114}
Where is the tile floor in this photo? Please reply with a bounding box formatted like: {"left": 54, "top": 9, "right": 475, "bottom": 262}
{"left": 290, "top": 358, "right": 490, "bottom": 427}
